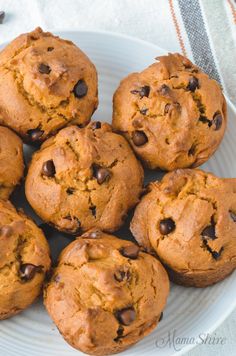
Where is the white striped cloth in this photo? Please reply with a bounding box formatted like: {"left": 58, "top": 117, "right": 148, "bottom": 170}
{"left": 0, "top": 1, "right": 235, "bottom": 356}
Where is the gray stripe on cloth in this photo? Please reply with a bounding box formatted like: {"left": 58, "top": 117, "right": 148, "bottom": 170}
{"left": 177, "top": 0, "right": 221, "bottom": 84}
{"left": 200, "top": 0, "right": 236, "bottom": 105}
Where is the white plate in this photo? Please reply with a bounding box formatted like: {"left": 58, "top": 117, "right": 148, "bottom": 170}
{"left": 0, "top": 30, "right": 236, "bottom": 356}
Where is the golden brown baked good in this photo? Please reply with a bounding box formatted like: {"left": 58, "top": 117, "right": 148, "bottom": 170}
{"left": 25, "top": 122, "right": 144, "bottom": 234}
{"left": 0, "top": 126, "right": 24, "bottom": 199}
{"left": 44, "top": 231, "right": 169, "bottom": 355}
{"left": 130, "top": 169, "right": 236, "bottom": 287}
{"left": 113, "top": 53, "right": 227, "bottom": 170}
{"left": 0, "top": 27, "right": 98, "bottom": 143}
{"left": 0, "top": 200, "right": 51, "bottom": 319}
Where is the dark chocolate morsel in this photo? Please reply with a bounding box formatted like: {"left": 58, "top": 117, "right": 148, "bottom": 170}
{"left": 159, "top": 218, "right": 176, "bottom": 235}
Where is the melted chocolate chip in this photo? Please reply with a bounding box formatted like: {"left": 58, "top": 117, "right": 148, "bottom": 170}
{"left": 27, "top": 128, "right": 44, "bottom": 141}
{"left": 130, "top": 85, "right": 150, "bottom": 98}
{"left": 159, "top": 218, "right": 176, "bottom": 235}
{"left": 20, "top": 264, "right": 42, "bottom": 281}
{"left": 93, "top": 166, "right": 111, "bottom": 184}
{"left": 0, "top": 225, "right": 13, "bottom": 237}
{"left": 187, "top": 76, "right": 199, "bottom": 92}
{"left": 47, "top": 47, "right": 54, "bottom": 52}
{"left": 42, "top": 160, "right": 56, "bottom": 177}
{"left": 132, "top": 130, "right": 148, "bottom": 146}
{"left": 119, "top": 245, "right": 139, "bottom": 259}
{"left": 73, "top": 79, "right": 88, "bottom": 98}
{"left": 116, "top": 307, "right": 136, "bottom": 326}
{"left": 91, "top": 121, "right": 101, "bottom": 130}
{"left": 140, "top": 108, "right": 148, "bottom": 115}
{"left": 201, "top": 218, "right": 216, "bottom": 240}
{"left": 38, "top": 63, "right": 51, "bottom": 74}
{"left": 202, "top": 239, "right": 224, "bottom": 260}
{"left": 213, "top": 112, "right": 222, "bottom": 131}
{"left": 229, "top": 211, "right": 236, "bottom": 222}
{"left": 211, "top": 247, "right": 224, "bottom": 260}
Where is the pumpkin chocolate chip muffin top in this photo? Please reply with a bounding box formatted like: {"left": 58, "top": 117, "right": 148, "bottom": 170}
{"left": 112, "top": 53, "right": 226, "bottom": 170}
{"left": 44, "top": 231, "right": 169, "bottom": 355}
{"left": 0, "top": 199, "right": 51, "bottom": 319}
{"left": 0, "top": 27, "right": 98, "bottom": 143}
{"left": 131, "top": 169, "right": 236, "bottom": 287}
{"left": 25, "top": 122, "right": 144, "bottom": 234}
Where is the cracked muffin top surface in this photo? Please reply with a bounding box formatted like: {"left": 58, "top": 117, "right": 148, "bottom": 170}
{"left": 0, "top": 27, "right": 98, "bottom": 143}
{"left": 0, "top": 199, "right": 51, "bottom": 319}
{"left": 130, "top": 169, "right": 236, "bottom": 284}
{"left": 0, "top": 126, "right": 24, "bottom": 200}
{"left": 25, "top": 122, "right": 144, "bottom": 234}
{"left": 44, "top": 231, "right": 169, "bottom": 355}
{"left": 112, "top": 53, "right": 227, "bottom": 170}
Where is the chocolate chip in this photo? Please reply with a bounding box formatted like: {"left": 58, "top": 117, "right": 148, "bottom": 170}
{"left": 130, "top": 85, "right": 150, "bottom": 98}
{"left": 91, "top": 121, "right": 101, "bottom": 130}
{"left": 212, "top": 247, "right": 224, "bottom": 260}
{"left": 47, "top": 47, "right": 54, "bottom": 52}
{"left": 66, "top": 187, "right": 75, "bottom": 195}
{"left": 38, "top": 63, "right": 51, "bottom": 74}
{"left": 164, "top": 103, "right": 171, "bottom": 114}
{"left": 213, "top": 112, "right": 222, "bottom": 131}
{"left": 114, "top": 269, "right": 131, "bottom": 282}
{"left": 89, "top": 206, "right": 96, "bottom": 217}
{"left": 158, "top": 312, "right": 163, "bottom": 322}
{"left": 20, "top": 264, "right": 42, "bottom": 281}
{"left": 159, "top": 84, "right": 170, "bottom": 96}
{"left": 159, "top": 218, "right": 176, "bottom": 235}
{"left": 132, "top": 130, "right": 148, "bottom": 146}
{"left": 201, "top": 218, "right": 216, "bottom": 240}
{"left": 120, "top": 244, "right": 139, "bottom": 259}
{"left": 73, "top": 79, "right": 88, "bottom": 98}
{"left": 114, "top": 326, "right": 124, "bottom": 342}
{"left": 93, "top": 167, "right": 111, "bottom": 184}
{"left": 116, "top": 307, "right": 136, "bottom": 326}
{"left": 42, "top": 160, "right": 56, "bottom": 177}
{"left": 199, "top": 116, "right": 212, "bottom": 127}
{"left": 0, "top": 225, "right": 13, "bottom": 237}
{"left": 0, "top": 11, "right": 5, "bottom": 24}
{"left": 140, "top": 108, "right": 148, "bottom": 115}
{"left": 229, "top": 211, "right": 236, "bottom": 222}
{"left": 117, "top": 326, "right": 124, "bottom": 337}
{"left": 27, "top": 128, "right": 44, "bottom": 141}
{"left": 187, "top": 76, "right": 199, "bottom": 92}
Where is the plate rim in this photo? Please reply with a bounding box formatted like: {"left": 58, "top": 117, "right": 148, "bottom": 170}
{"left": 0, "top": 28, "right": 235, "bottom": 356}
